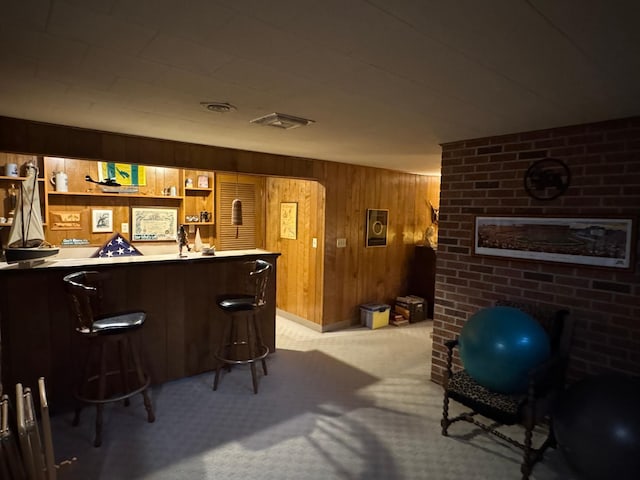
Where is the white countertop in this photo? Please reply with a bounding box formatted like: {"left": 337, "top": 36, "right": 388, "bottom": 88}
{"left": 0, "top": 249, "right": 278, "bottom": 271}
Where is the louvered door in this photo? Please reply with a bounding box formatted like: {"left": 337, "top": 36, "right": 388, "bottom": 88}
{"left": 217, "top": 180, "right": 256, "bottom": 250}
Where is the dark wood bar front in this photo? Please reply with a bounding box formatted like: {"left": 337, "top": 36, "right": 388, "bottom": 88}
{"left": 0, "top": 250, "right": 279, "bottom": 410}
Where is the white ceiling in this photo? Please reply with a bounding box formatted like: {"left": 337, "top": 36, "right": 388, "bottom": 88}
{"left": 1, "top": 1, "right": 639, "bottom": 176}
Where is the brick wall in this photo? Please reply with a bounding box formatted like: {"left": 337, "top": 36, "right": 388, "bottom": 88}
{"left": 431, "top": 117, "right": 640, "bottom": 385}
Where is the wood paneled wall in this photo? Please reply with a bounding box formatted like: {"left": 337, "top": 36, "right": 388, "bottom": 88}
{"left": 313, "top": 161, "right": 440, "bottom": 328}
{"left": 0, "top": 116, "right": 440, "bottom": 330}
{"left": 265, "top": 178, "right": 325, "bottom": 325}
{"left": 0, "top": 116, "right": 314, "bottom": 178}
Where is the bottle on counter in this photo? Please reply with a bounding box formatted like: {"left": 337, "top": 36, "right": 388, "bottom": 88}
{"left": 194, "top": 228, "right": 203, "bottom": 252}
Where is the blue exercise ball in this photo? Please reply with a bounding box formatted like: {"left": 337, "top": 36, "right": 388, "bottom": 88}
{"left": 553, "top": 374, "right": 640, "bottom": 480}
{"left": 459, "top": 306, "right": 551, "bottom": 393}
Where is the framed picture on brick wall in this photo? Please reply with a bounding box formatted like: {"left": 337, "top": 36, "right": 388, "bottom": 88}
{"left": 474, "top": 216, "right": 635, "bottom": 270}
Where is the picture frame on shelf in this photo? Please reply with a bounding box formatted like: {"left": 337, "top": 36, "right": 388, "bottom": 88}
{"left": 197, "top": 175, "right": 209, "bottom": 188}
{"left": 131, "top": 207, "right": 178, "bottom": 242}
{"left": 474, "top": 216, "right": 635, "bottom": 270}
{"left": 91, "top": 208, "right": 113, "bottom": 233}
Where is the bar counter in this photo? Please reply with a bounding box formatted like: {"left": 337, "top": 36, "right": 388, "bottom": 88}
{"left": 0, "top": 249, "right": 280, "bottom": 409}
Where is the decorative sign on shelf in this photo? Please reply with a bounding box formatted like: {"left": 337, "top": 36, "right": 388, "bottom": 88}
{"left": 49, "top": 210, "right": 82, "bottom": 230}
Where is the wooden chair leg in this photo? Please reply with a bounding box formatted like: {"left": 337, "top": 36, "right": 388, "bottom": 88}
{"left": 441, "top": 390, "right": 451, "bottom": 436}
{"left": 520, "top": 419, "right": 534, "bottom": 480}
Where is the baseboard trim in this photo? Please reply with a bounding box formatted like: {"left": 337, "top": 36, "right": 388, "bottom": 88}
{"left": 276, "top": 309, "right": 362, "bottom": 333}
{"left": 276, "top": 309, "right": 322, "bottom": 332}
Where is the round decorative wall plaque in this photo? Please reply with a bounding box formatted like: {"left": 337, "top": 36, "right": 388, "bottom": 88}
{"left": 524, "top": 158, "right": 571, "bottom": 200}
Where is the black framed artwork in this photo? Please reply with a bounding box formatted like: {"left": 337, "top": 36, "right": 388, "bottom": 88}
{"left": 366, "top": 209, "right": 388, "bottom": 247}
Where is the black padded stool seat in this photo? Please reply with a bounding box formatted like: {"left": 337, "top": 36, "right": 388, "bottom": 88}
{"left": 214, "top": 260, "right": 272, "bottom": 394}
{"left": 88, "top": 312, "right": 145, "bottom": 335}
{"left": 63, "top": 271, "right": 155, "bottom": 447}
{"left": 218, "top": 295, "right": 258, "bottom": 312}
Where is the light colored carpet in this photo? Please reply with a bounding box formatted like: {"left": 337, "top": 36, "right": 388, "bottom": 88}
{"left": 51, "top": 316, "right": 577, "bottom": 479}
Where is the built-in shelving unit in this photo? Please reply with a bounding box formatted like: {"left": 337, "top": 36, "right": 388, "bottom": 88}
{"left": 182, "top": 170, "right": 215, "bottom": 237}
{"left": 0, "top": 154, "right": 46, "bottom": 235}
{"left": 0, "top": 154, "right": 216, "bottom": 247}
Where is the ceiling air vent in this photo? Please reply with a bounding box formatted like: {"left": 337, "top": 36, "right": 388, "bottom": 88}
{"left": 249, "top": 112, "right": 315, "bottom": 130}
{"left": 200, "top": 102, "right": 237, "bottom": 113}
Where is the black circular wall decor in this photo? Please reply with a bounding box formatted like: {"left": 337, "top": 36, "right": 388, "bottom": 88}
{"left": 524, "top": 158, "right": 571, "bottom": 200}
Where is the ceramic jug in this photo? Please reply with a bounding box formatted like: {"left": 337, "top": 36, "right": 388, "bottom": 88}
{"left": 50, "top": 171, "right": 69, "bottom": 192}
{"left": 5, "top": 163, "right": 18, "bottom": 177}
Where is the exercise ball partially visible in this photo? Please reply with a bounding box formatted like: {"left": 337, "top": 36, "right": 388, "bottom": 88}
{"left": 553, "top": 374, "right": 640, "bottom": 480}
{"left": 459, "top": 306, "right": 551, "bottom": 394}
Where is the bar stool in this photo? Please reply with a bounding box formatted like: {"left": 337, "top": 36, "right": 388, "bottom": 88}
{"left": 63, "top": 271, "right": 155, "bottom": 447}
{"left": 213, "top": 259, "right": 272, "bottom": 394}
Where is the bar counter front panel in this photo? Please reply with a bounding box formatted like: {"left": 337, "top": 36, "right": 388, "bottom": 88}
{"left": 0, "top": 250, "right": 279, "bottom": 410}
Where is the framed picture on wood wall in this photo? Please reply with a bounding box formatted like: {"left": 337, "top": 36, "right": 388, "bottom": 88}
{"left": 91, "top": 208, "right": 113, "bottom": 233}
{"left": 474, "top": 216, "right": 635, "bottom": 269}
{"left": 280, "top": 202, "right": 298, "bottom": 240}
{"left": 131, "top": 207, "right": 178, "bottom": 241}
{"left": 366, "top": 209, "right": 388, "bottom": 247}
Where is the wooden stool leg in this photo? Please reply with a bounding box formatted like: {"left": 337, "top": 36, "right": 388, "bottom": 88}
{"left": 74, "top": 339, "right": 96, "bottom": 426}
{"left": 129, "top": 336, "right": 155, "bottom": 423}
{"left": 118, "top": 337, "right": 131, "bottom": 407}
{"left": 72, "top": 405, "right": 82, "bottom": 427}
{"left": 94, "top": 342, "right": 108, "bottom": 447}
{"left": 213, "top": 316, "right": 232, "bottom": 390}
{"left": 253, "top": 314, "right": 268, "bottom": 376}
{"left": 94, "top": 404, "right": 104, "bottom": 448}
{"left": 247, "top": 316, "right": 259, "bottom": 394}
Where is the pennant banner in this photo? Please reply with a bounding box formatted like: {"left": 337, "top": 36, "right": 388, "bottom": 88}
{"left": 98, "top": 162, "right": 146, "bottom": 186}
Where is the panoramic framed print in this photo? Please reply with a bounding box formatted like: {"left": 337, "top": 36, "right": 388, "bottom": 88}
{"left": 474, "top": 216, "right": 634, "bottom": 269}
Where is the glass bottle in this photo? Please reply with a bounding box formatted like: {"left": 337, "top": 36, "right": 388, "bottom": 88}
{"left": 8, "top": 183, "right": 17, "bottom": 216}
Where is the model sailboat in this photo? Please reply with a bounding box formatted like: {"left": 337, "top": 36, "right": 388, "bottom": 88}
{"left": 5, "top": 163, "right": 58, "bottom": 265}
